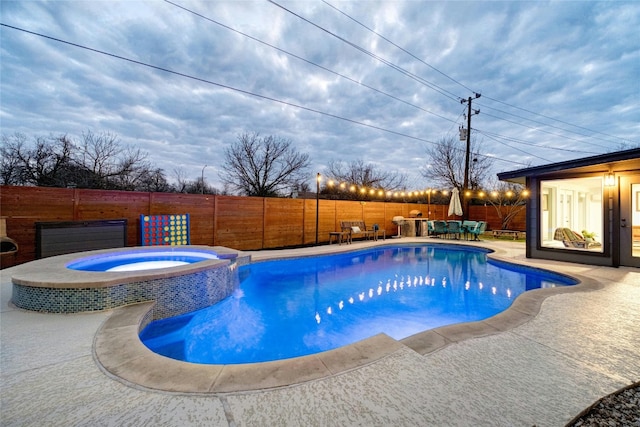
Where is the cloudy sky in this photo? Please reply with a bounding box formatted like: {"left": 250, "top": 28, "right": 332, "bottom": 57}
{"left": 1, "top": 1, "right": 638, "bottom": 190}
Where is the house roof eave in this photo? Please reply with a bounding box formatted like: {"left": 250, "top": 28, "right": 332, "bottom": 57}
{"left": 497, "top": 148, "right": 640, "bottom": 183}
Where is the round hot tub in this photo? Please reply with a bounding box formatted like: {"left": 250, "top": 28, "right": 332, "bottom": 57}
{"left": 10, "top": 246, "right": 249, "bottom": 316}
{"left": 67, "top": 249, "right": 220, "bottom": 272}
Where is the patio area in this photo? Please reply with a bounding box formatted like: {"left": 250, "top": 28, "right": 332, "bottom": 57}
{"left": 1, "top": 238, "right": 639, "bottom": 426}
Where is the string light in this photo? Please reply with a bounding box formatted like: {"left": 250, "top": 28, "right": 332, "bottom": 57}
{"left": 320, "top": 178, "right": 529, "bottom": 200}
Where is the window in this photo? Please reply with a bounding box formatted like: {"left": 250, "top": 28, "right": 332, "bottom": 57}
{"left": 540, "top": 177, "right": 604, "bottom": 252}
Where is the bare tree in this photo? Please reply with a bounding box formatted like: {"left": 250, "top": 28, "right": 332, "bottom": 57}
{"left": 80, "top": 130, "right": 121, "bottom": 181}
{"left": 172, "top": 168, "right": 189, "bottom": 193}
{"left": 0, "top": 133, "right": 80, "bottom": 187}
{"left": 1, "top": 130, "right": 161, "bottom": 191}
{"left": 1, "top": 133, "right": 29, "bottom": 185}
{"left": 110, "top": 148, "right": 151, "bottom": 190}
{"left": 220, "top": 132, "right": 310, "bottom": 197}
{"left": 136, "top": 168, "right": 172, "bottom": 192}
{"left": 171, "top": 168, "right": 218, "bottom": 194}
{"left": 323, "top": 159, "right": 408, "bottom": 200}
{"left": 421, "top": 135, "right": 493, "bottom": 191}
{"left": 327, "top": 159, "right": 407, "bottom": 189}
{"left": 79, "top": 131, "right": 151, "bottom": 189}
{"left": 483, "top": 180, "right": 528, "bottom": 230}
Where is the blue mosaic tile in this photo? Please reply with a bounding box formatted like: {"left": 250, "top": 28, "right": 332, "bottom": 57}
{"left": 12, "top": 261, "right": 241, "bottom": 320}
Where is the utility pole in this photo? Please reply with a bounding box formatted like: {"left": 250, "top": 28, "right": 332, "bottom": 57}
{"left": 461, "top": 93, "right": 481, "bottom": 219}
{"left": 315, "top": 172, "right": 320, "bottom": 245}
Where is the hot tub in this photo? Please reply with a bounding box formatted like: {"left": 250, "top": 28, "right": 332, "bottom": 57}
{"left": 67, "top": 249, "right": 220, "bottom": 272}
{"left": 10, "top": 245, "right": 250, "bottom": 317}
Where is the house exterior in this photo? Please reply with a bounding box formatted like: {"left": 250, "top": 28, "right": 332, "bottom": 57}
{"left": 498, "top": 148, "right": 640, "bottom": 268}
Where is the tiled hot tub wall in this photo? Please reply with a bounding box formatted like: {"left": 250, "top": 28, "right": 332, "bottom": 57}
{"left": 12, "top": 254, "right": 250, "bottom": 318}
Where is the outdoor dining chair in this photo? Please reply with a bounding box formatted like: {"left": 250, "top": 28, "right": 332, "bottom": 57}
{"left": 467, "top": 221, "right": 487, "bottom": 241}
{"left": 432, "top": 220, "right": 448, "bottom": 238}
{"left": 447, "top": 220, "right": 462, "bottom": 239}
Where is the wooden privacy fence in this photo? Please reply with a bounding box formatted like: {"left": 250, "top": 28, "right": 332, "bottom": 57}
{"left": 0, "top": 185, "right": 525, "bottom": 267}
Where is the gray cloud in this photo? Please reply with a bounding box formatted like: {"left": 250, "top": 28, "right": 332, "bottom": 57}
{"left": 1, "top": 1, "right": 638, "bottom": 189}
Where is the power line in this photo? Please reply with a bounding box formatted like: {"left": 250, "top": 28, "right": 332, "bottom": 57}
{"left": 482, "top": 95, "right": 634, "bottom": 145}
{"left": 478, "top": 103, "right": 615, "bottom": 150}
{"left": 3, "top": 22, "right": 530, "bottom": 169}
{"left": 321, "top": 0, "right": 476, "bottom": 94}
{"left": 164, "top": 0, "right": 458, "bottom": 125}
{"left": 266, "top": 0, "right": 463, "bottom": 103}
{"left": 480, "top": 111, "right": 614, "bottom": 149}
{"left": 475, "top": 129, "right": 602, "bottom": 155}
{"left": 446, "top": 106, "right": 467, "bottom": 135}
{"left": 170, "top": 0, "right": 625, "bottom": 161}
{"left": 478, "top": 130, "right": 551, "bottom": 163}
{"left": 176, "top": 0, "right": 627, "bottom": 158}
{"left": 316, "top": 2, "right": 633, "bottom": 149}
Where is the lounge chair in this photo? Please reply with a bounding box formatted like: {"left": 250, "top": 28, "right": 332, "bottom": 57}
{"left": 553, "top": 228, "right": 601, "bottom": 249}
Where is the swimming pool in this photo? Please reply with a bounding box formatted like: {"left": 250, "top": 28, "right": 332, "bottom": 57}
{"left": 140, "top": 244, "right": 577, "bottom": 364}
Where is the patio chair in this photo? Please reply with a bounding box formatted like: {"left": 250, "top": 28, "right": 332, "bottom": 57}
{"left": 432, "top": 220, "right": 448, "bottom": 238}
{"left": 447, "top": 220, "right": 462, "bottom": 239}
{"left": 462, "top": 220, "right": 477, "bottom": 240}
{"left": 467, "top": 221, "right": 487, "bottom": 241}
{"left": 426, "top": 221, "right": 434, "bottom": 236}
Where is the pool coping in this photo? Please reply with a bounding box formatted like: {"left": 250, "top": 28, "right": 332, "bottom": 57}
{"left": 10, "top": 245, "right": 245, "bottom": 289}
{"left": 93, "top": 240, "right": 604, "bottom": 395}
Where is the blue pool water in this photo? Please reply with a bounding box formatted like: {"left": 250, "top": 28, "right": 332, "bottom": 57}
{"left": 67, "top": 249, "right": 219, "bottom": 272}
{"left": 140, "top": 244, "right": 577, "bottom": 364}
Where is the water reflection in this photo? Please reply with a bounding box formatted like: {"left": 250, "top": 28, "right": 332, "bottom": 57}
{"left": 141, "top": 244, "right": 577, "bottom": 364}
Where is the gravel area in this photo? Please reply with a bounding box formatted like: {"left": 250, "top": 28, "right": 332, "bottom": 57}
{"left": 566, "top": 382, "right": 640, "bottom": 426}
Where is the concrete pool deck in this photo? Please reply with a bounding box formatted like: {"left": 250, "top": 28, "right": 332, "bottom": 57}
{"left": 1, "top": 238, "right": 639, "bottom": 426}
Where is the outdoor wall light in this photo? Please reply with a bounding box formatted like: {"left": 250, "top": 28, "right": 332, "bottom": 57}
{"left": 604, "top": 173, "right": 616, "bottom": 187}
